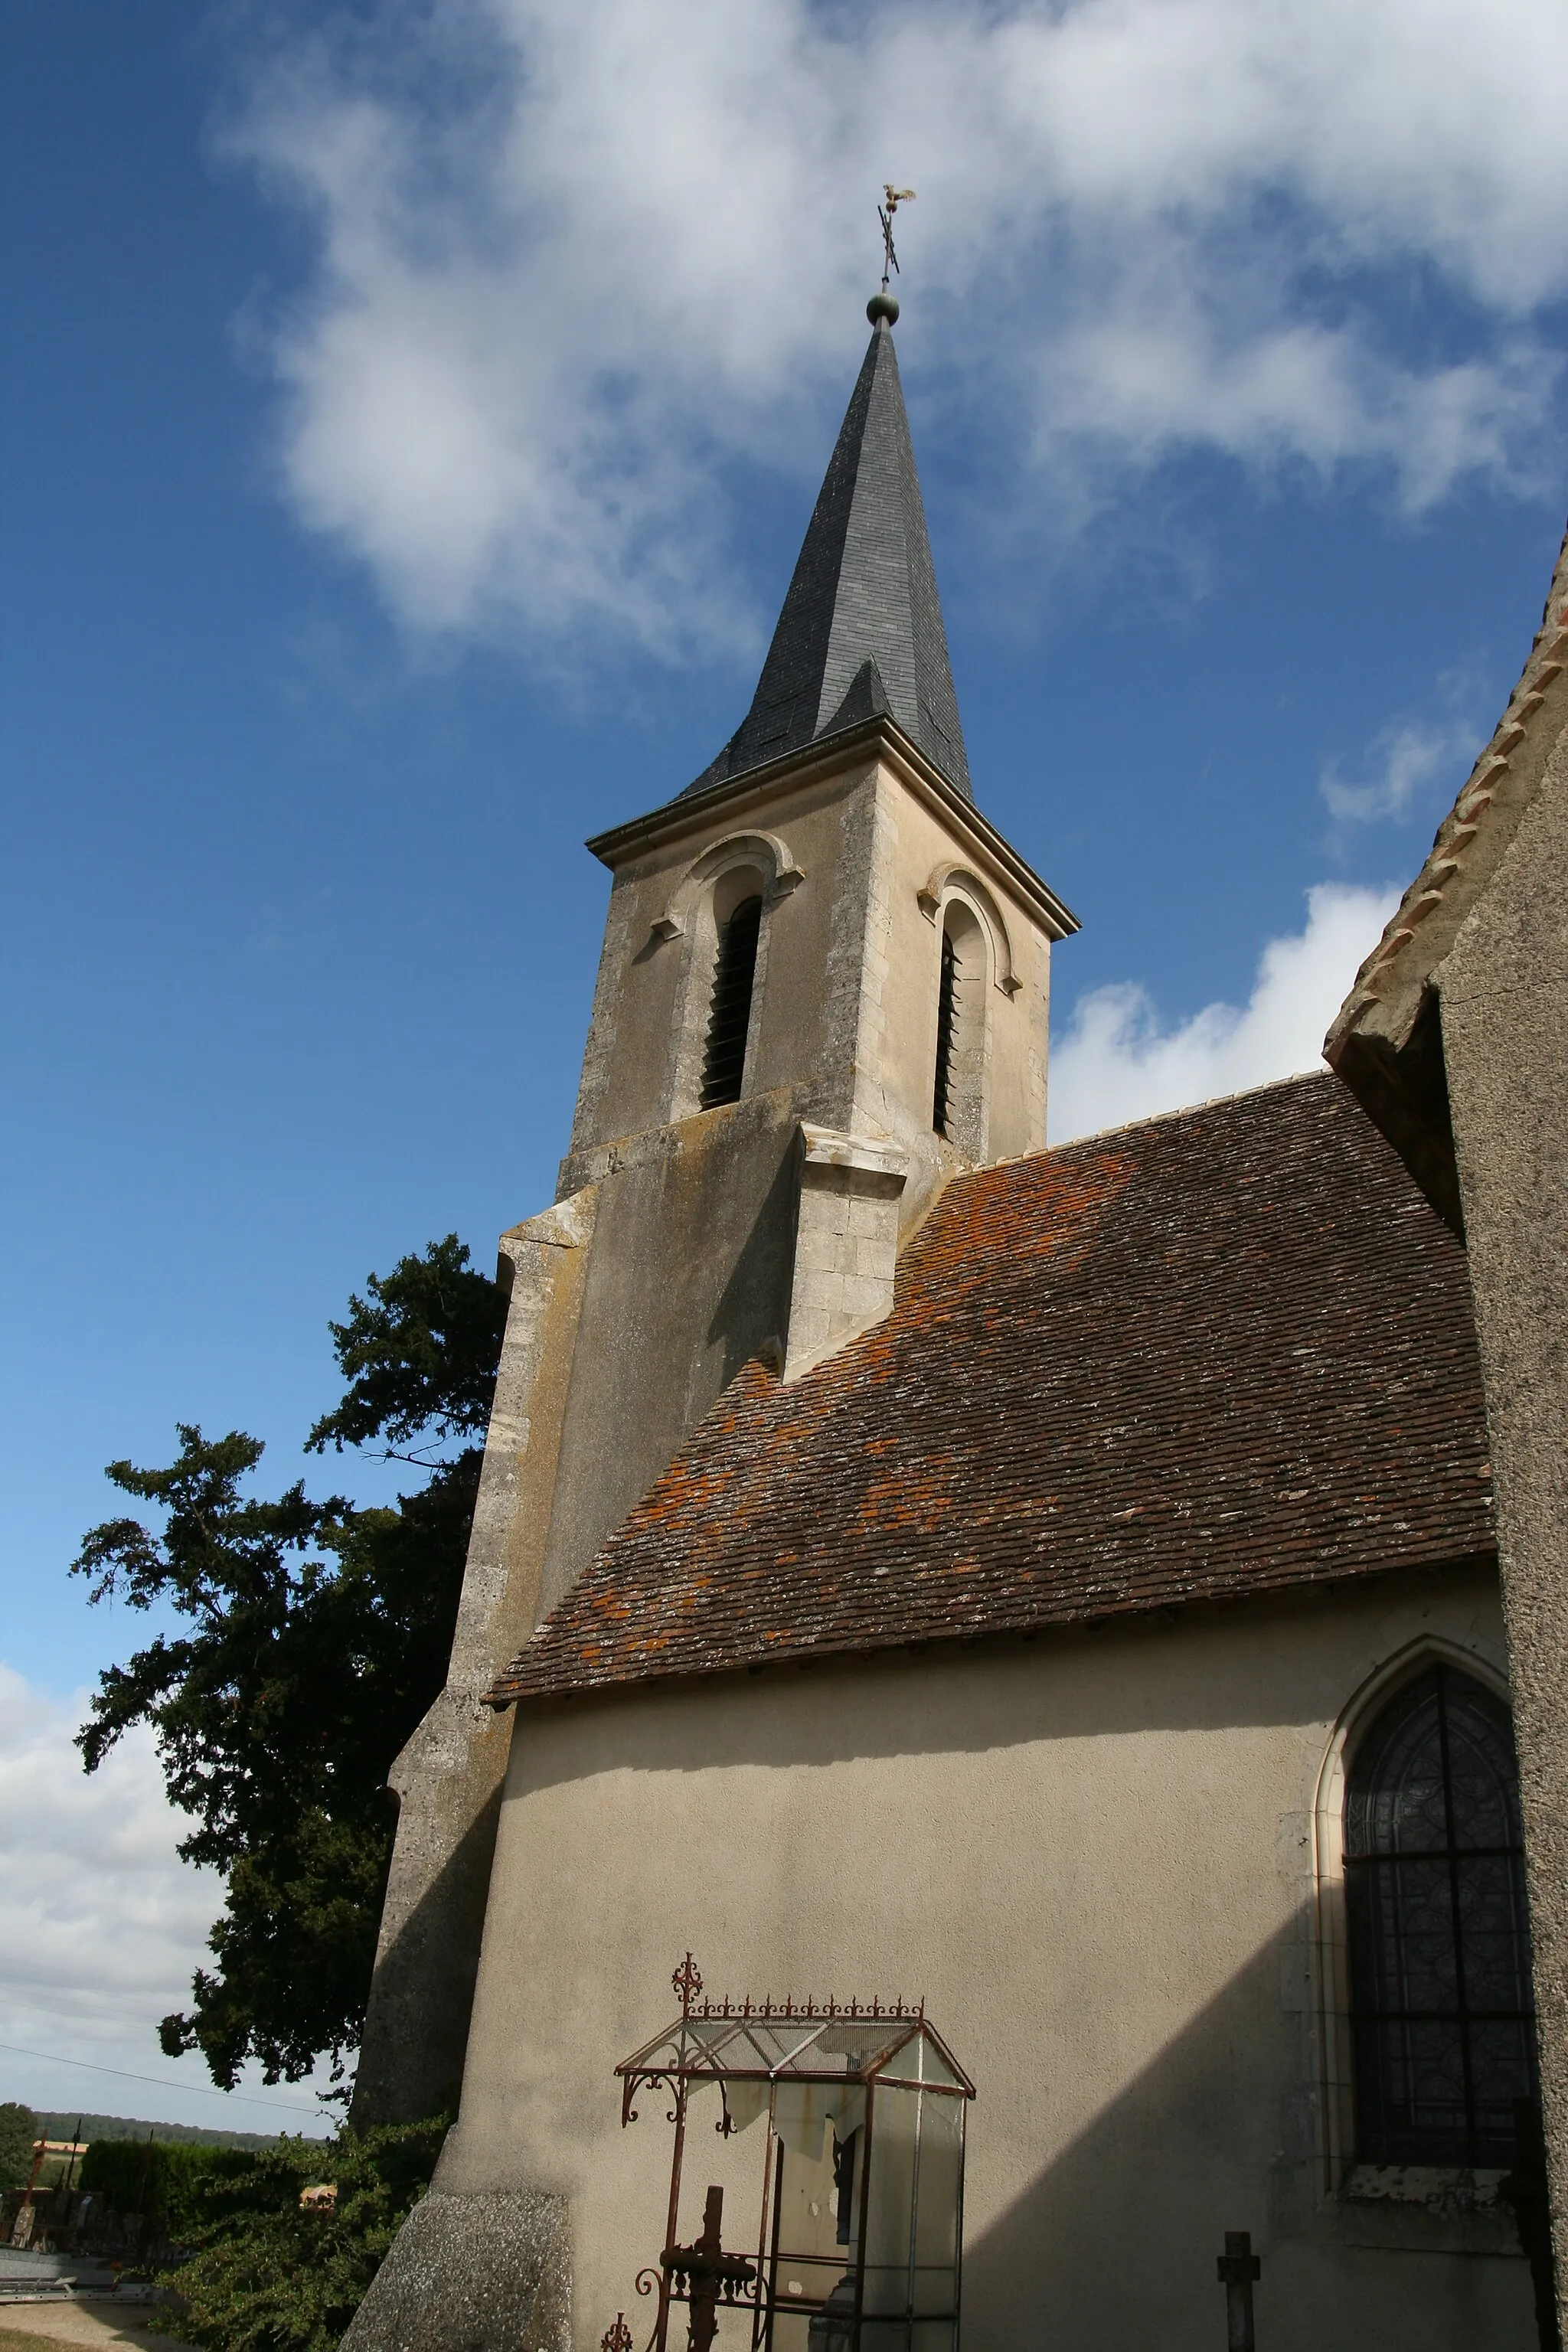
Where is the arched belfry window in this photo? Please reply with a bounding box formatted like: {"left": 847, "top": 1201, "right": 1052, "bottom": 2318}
{"left": 931, "top": 902, "right": 986, "bottom": 1155}
{"left": 700, "top": 890, "right": 763, "bottom": 1109}
{"left": 933, "top": 930, "right": 959, "bottom": 1137}
{"left": 1345, "top": 1664, "right": 1537, "bottom": 2165}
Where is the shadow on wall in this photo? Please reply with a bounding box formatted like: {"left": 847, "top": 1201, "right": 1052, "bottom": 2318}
{"left": 706, "top": 1122, "right": 802, "bottom": 1383}
{"left": 520, "top": 1577, "right": 1499, "bottom": 1787}
{"left": 962, "top": 1918, "right": 1533, "bottom": 2352}
{"left": 544, "top": 1092, "right": 804, "bottom": 1599}
{"left": 353, "top": 1781, "right": 504, "bottom": 2128}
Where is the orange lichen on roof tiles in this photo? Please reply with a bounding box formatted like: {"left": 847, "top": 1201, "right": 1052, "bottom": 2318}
{"left": 488, "top": 1073, "right": 1493, "bottom": 1707}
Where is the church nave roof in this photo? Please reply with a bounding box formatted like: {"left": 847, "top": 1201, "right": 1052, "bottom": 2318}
{"left": 488, "top": 1072, "right": 1493, "bottom": 1709}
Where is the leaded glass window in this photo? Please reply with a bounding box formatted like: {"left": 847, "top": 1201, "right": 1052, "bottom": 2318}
{"left": 1345, "top": 1663, "right": 1537, "bottom": 2165}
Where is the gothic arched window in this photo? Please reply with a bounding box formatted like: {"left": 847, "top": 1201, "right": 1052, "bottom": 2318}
{"left": 1345, "top": 1664, "right": 1537, "bottom": 2166}
{"left": 700, "top": 893, "right": 763, "bottom": 1109}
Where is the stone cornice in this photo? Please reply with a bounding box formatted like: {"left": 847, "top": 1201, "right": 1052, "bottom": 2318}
{"left": 585, "top": 713, "right": 1080, "bottom": 942}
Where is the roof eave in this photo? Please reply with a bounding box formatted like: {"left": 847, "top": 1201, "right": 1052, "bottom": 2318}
{"left": 585, "top": 710, "right": 1080, "bottom": 942}
{"left": 1325, "top": 530, "right": 1568, "bottom": 1226}
{"left": 485, "top": 1542, "right": 1500, "bottom": 1713}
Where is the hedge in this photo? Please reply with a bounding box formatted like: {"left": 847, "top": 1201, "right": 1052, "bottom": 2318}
{"left": 165, "top": 2115, "right": 449, "bottom": 2352}
{"left": 78, "top": 2138, "right": 263, "bottom": 2240}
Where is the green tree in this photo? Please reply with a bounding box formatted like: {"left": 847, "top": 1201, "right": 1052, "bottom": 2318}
{"left": 305, "top": 1233, "right": 508, "bottom": 1462}
{"left": 71, "top": 1238, "right": 506, "bottom": 2089}
{"left": 164, "top": 2115, "right": 449, "bottom": 2352}
{"left": 0, "top": 2102, "right": 38, "bottom": 2190}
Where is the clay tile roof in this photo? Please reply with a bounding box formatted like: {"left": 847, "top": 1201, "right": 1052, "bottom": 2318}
{"left": 489, "top": 1073, "right": 1492, "bottom": 1707}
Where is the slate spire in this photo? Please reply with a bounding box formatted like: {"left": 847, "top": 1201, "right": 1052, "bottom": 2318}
{"left": 685, "top": 296, "right": 972, "bottom": 799}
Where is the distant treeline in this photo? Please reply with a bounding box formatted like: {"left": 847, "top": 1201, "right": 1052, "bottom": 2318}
{"left": 36, "top": 2111, "right": 327, "bottom": 2152}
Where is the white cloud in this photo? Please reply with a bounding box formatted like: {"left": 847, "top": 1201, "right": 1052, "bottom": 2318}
{"left": 1047, "top": 880, "right": 1398, "bottom": 1141}
{"left": 1321, "top": 712, "right": 1481, "bottom": 824}
{"left": 0, "top": 1665, "right": 323, "bottom": 2132}
{"left": 220, "top": 0, "right": 1568, "bottom": 649}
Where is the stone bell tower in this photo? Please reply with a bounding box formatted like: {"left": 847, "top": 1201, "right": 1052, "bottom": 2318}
{"left": 351, "top": 293, "right": 1077, "bottom": 2125}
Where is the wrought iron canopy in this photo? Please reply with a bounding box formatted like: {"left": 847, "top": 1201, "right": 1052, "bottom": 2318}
{"left": 616, "top": 2003, "right": 974, "bottom": 2123}
{"left": 606, "top": 1958, "right": 973, "bottom": 2352}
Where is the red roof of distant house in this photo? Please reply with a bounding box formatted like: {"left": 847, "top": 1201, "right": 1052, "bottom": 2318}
{"left": 488, "top": 1073, "right": 1493, "bottom": 1707}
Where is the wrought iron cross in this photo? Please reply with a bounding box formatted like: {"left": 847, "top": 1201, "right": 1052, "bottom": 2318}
{"left": 1216, "top": 2230, "right": 1261, "bottom": 2352}
{"left": 878, "top": 185, "right": 916, "bottom": 290}
{"left": 664, "top": 2185, "right": 756, "bottom": 2352}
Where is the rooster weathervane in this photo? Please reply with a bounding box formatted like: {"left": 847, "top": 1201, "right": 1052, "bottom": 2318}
{"left": 878, "top": 185, "right": 916, "bottom": 291}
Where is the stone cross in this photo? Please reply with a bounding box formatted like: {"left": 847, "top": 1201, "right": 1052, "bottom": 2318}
{"left": 1216, "top": 2231, "right": 1261, "bottom": 2351}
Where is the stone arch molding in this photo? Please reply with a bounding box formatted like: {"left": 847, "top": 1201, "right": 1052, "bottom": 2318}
{"left": 655, "top": 831, "right": 803, "bottom": 1120}
{"left": 1309, "top": 1633, "right": 1512, "bottom": 2194}
{"left": 650, "top": 830, "right": 805, "bottom": 943}
{"left": 917, "top": 864, "right": 1021, "bottom": 996}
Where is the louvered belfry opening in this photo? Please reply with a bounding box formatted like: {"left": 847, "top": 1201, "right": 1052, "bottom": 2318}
{"left": 700, "top": 895, "right": 763, "bottom": 1109}
{"left": 933, "top": 929, "right": 959, "bottom": 1135}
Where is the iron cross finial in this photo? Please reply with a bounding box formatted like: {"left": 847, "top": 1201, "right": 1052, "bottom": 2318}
{"left": 673, "top": 1952, "right": 704, "bottom": 2014}
{"left": 878, "top": 186, "right": 916, "bottom": 290}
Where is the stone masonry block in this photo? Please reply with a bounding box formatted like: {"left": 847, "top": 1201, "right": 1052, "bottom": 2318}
{"left": 795, "top": 1223, "right": 845, "bottom": 1275}
{"left": 854, "top": 1236, "right": 898, "bottom": 1281}
{"left": 835, "top": 1272, "right": 892, "bottom": 1322}
{"left": 790, "top": 1305, "right": 833, "bottom": 1355}
{"left": 786, "top": 1125, "right": 909, "bottom": 1380}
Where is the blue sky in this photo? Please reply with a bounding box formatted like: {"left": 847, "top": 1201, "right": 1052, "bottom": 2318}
{"left": 2, "top": 0, "right": 1566, "bottom": 2125}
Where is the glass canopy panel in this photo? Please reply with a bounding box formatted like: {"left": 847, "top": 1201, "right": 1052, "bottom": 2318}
{"left": 619, "top": 2016, "right": 969, "bottom": 2089}
{"left": 767, "top": 2114, "right": 858, "bottom": 2350}
{"left": 868, "top": 2033, "right": 966, "bottom": 2092}
{"left": 858, "top": 2083, "right": 962, "bottom": 2352}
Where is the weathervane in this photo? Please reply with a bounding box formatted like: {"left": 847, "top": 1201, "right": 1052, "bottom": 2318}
{"left": 878, "top": 185, "right": 916, "bottom": 292}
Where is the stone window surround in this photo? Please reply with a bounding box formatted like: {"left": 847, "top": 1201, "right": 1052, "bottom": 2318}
{"left": 916, "top": 861, "right": 1022, "bottom": 997}
{"left": 1311, "top": 1631, "right": 1518, "bottom": 2224}
{"left": 652, "top": 829, "right": 805, "bottom": 1123}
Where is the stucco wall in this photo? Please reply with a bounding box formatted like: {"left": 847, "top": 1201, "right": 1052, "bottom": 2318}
{"left": 1441, "top": 703, "right": 1568, "bottom": 2321}
{"left": 443, "top": 1566, "right": 1530, "bottom": 2352}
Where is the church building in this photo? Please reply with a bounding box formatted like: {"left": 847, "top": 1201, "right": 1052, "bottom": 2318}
{"left": 344, "top": 286, "right": 1568, "bottom": 2352}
